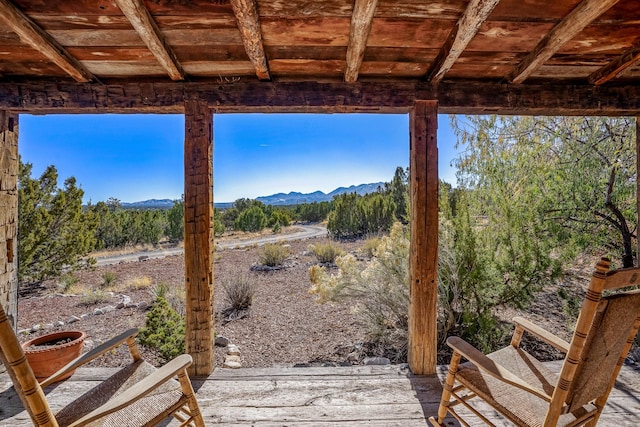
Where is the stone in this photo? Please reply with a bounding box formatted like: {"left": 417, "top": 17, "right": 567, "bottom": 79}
{"left": 227, "top": 344, "right": 240, "bottom": 356}
{"left": 223, "top": 359, "right": 242, "bottom": 369}
{"left": 363, "top": 357, "right": 390, "bottom": 366}
{"left": 137, "top": 301, "right": 148, "bottom": 310}
{"left": 347, "top": 351, "right": 360, "bottom": 362}
{"left": 215, "top": 335, "right": 229, "bottom": 347}
{"left": 80, "top": 313, "right": 90, "bottom": 320}
{"left": 93, "top": 308, "right": 104, "bottom": 315}
{"left": 67, "top": 316, "right": 81, "bottom": 324}
{"left": 101, "top": 305, "right": 115, "bottom": 313}
{"left": 55, "top": 321, "right": 65, "bottom": 327}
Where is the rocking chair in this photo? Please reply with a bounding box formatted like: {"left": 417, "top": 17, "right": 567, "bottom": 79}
{"left": 429, "top": 257, "right": 640, "bottom": 427}
{"left": 0, "top": 301, "right": 205, "bottom": 426}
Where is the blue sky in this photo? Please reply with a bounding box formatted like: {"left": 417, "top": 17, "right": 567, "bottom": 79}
{"left": 19, "top": 113, "right": 460, "bottom": 203}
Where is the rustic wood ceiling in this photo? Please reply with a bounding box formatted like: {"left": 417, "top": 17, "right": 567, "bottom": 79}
{"left": 0, "top": 0, "right": 638, "bottom": 114}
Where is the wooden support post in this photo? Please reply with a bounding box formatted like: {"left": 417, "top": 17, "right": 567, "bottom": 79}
{"left": 408, "top": 100, "right": 438, "bottom": 375}
{"left": 637, "top": 116, "right": 640, "bottom": 267}
{"left": 184, "top": 99, "right": 214, "bottom": 376}
{"left": 0, "top": 111, "right": 18, "bottom": 335}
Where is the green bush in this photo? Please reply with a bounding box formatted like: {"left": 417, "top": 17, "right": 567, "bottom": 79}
{"left": 234, "top": 206, "right": 268, "bottom": 232}
{"left": 259, "top": 243, "right": 290, "bottom": 267}
{"left": 308, "top": 242, "right": 344, "bottom": 264}
{"left": 139, "top": 296, "right": 185, "bottom": 361}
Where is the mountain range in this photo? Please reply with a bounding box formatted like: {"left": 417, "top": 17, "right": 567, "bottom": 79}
{"left": 120, "top": 182, "right": 384, "bottom": 209}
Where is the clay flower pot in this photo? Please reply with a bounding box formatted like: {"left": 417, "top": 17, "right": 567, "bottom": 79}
{"left": 22, "top": 330, "right": 86, "bottom": 382}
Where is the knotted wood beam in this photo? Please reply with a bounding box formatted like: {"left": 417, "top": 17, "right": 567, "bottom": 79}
{"left": 230, "top": 0, "right": 271, "bottom": 81}
{"left": 425, "top": 0, "right": 500, "bottom": 83}
{"left": 114, "top": 0, "right": 186, "bottom": 81}
{"left": 0, "top": 0, "right": 93, "bottom": 82}
{"left": 508, "top": 0, "right": 619, "bottom": 84}
{"left": 589, "top": 48, "right": 640, "bottom": 86}
{"left": 345, "top": 0, "right": 378, "bottom": 83}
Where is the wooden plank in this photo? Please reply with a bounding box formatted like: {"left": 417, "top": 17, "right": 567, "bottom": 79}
{"left": 230, "top": 0, "right": 270, "bottom": 81}
{"left": 589, "top": 48, "right": 640, "bottom": 85}
{"left": 344, "top": 0, "right": 378, "bottom": 83}
{"left": 183, "top": 99, "right": 215, "bottom": 376}
{"left": 408, "top": 100, "right": 438, "bottom": 375}
{"left": 1, "top": 363, "right": 639, "bottom": 426}
{"left": 425, "top": 0, "right": 500, "bottom": 83}
{"left": 113, "top": 0, "right": 185, "bottom": 80}
{"left": 0, "top": 0, "right": 94, "bottom": 82}
{"left": 508, "top": 0, "right": 620, "bottom": 84}
{"left": 1, "top": 80, "right": 640, "bottom": 115}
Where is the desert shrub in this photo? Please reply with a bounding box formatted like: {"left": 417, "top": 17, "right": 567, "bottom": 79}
{"left": 361, "top": 237, "right": 381, "bottom": 258}
{"left": 259, "top": 243, "right": 290, "bottom": 267}
{"left": 272, "top": 221, "right": 282, "bottom": 234}
{"left": 127, "top": 275, "right": 153, "bottom": 290}
{"left": 310, "top": 223, "right": 410, "bottom": 355}
{"left": 57, "top": 273, "right": 79, "bottom": 293}
{"left": 79, "top": 289, "right": 110, "bottom": 306}
{"left": 100, "top": 271, "right": 118, "bottom": 288}
{"left": 221, "top": 271, "right": 256, "bottom": 312}
{"left": 308, "top": 242, "right": 344, "bottom": 264}
{"left": 139, "top": 296, "right": 185, "bottom": 361}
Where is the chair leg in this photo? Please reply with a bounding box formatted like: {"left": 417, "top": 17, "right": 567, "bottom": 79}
{"left": 429, "top": 351, "right": 462, "bottom": 426}
{"left": 177, "top": 369, "right": 205, "bottom": 427}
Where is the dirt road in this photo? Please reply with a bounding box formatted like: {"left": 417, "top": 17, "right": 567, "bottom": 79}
{"left": 95, "top": 224, "right": 327, "bottom": 266}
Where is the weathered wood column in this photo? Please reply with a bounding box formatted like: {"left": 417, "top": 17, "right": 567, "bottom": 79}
{"left": 0, "top": 111, "right": 18, "bottom": 335}
{"left": 637, "top": 116, "right": 640, "bottom": 267}
{"left": 184, "top": 99, "right": 215, "bottom": 376}
{"left": 408, "top": 100, "right": 438, "bottom": 374}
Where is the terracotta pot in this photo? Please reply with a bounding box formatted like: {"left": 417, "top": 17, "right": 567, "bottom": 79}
{"left": 22, "top": 330, "right": 86, "bottom": 382}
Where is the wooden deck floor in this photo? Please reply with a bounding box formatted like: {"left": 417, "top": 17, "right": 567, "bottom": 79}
{"left": 1, "top": 363, "right": 639, "bottom": 426}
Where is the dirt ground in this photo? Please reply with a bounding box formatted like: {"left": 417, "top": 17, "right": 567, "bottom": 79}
{"left": 16, "top": 234, "right": 639, "bottom": 370}
{"left": 17, "top": 236, "right": 370, "bottom": 369}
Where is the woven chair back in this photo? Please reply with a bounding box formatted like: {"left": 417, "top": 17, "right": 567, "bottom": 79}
{"left": 0, "top": 302, "right": 58, "bottom": 426}
{"left": 567, "top": 290, "right": 640, "bottom": 411}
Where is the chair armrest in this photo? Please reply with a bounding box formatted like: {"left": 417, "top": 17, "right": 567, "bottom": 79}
{"left": 67, "top": 354, "right": 193, "bottom": 427}
{"left": 40, "top": 328, "right": 139, "bottom": 388}
{"left": 512, "top": 316, "right": 570, "bottom": 353}
{"left": 447, "top": 336, "right": 552, "bottom": 402}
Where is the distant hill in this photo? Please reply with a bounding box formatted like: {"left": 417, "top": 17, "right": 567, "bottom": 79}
{"left": 121, "top": 199, "right": 175, "bottom": 209}
{"left": 256, "top": 182, "right": 384, "bottom": 206}
{"left": 121, "top": 182, "right": 385, "bottom": 209}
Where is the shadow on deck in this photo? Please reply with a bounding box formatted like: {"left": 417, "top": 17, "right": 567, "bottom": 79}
{"left": 1, "top": 363, "right": 639, "bottom": 426}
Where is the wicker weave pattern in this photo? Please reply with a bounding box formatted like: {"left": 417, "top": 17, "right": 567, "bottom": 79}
{"left": 429, "top": 257, "right": 640, "bottom": 427}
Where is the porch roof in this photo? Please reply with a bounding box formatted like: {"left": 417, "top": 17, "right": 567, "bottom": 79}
{"left": 0, "top": 0, "right": 638, "bottom": 115}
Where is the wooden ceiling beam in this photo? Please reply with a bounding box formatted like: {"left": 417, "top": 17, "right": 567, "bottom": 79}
{"left": 114, "top": 0, "right": 185, "bottom": 81}
{"left": 230, "top": 0, "right": 270, "bottom": 81}
{"left": 2, "top": 80, "right": 640, "bottom": 116}
{"left": 0, "top": 0, "right": 93, "bottom": 83}
{"left": 589, "top": 48, "right": 640, "bottom": 85}
{"left": 508, "top": 0, "right": 619, "bottom": 84}
{"left": 425, "top": 0, "right": 500, "bottom": 83}
{"left": 345, "top": 0, "right": 379, "bottom": 83}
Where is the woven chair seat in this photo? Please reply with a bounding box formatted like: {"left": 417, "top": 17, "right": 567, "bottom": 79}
{"left": 456, "top": 346, "right": 596, "bottom": 427}
{"left": 55, "top": 360, "right": 188, "bottom": 427}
